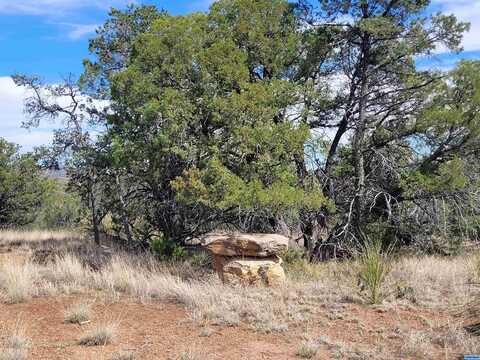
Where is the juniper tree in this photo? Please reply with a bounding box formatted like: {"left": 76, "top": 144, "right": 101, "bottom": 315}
{"left": 104, "top": 0, "right": 328, "bottom": 244}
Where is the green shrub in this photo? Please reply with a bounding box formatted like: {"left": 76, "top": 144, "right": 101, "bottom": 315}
{"left": 357, "top": 238, "right": 391, "bottom": 304}
{"left": 282, "top": 247, "right": 306, "bottom": 265}
{"left": 150, "top": 235, "right": 187, "bottom": 261}
{"left": 31, "top": 180, "right": 85, "bottom": 229}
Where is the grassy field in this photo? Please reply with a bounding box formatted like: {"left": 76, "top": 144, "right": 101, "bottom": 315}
{"left": 0, "top": 230, "right": 478, "bottom": 359}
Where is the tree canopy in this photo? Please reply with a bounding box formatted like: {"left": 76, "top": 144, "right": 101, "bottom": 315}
{"left": 0, "top": 139, "right": 51, "bottom": 226}
{"left": 12, "top": 0, "right": 480, "bottom": 257}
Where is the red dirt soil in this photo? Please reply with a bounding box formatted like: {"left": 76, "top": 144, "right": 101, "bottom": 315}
{"left": 0, "top": 295, "right": 458, "bottom": 360}
{"left": 0, "top": 249, "right": 465, "bottom": 359}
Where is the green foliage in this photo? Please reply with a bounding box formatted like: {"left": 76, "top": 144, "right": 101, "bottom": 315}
{"left": 14, "top": 0, "right": 480, "bottom": 258}
{"left": 282, "top": 247, "right": 306, "bottom": 265}
{"left": 401, "top": 158, "right": 469, "bottom": 197}
{"left": 102, "top": 0, "right": 328, "bottom": 241}
{"left": 32, "top": 181, "right": 85, "bottom": 229}
{"left": 150, "top": 235, "right": 187, "bottom": 261}
{"left": 357, "top": 238, "right": 391, "bottom": 305}
{"left": 0, "top": 138, "right": 50, "bottom": 227}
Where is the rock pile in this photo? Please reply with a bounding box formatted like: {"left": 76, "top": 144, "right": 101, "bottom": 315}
{"left": 202, "top": 233, "right": 288, "bottom": 287}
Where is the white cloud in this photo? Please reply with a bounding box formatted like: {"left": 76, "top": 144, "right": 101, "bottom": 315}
{"left": 57, "top": 22, "right": 99, "bottom": 40}
{"left": 432, "top": 0, "right": 480, "bottom": 52}
{"left": 0, "top": 0, "right": 132, "bottom": 16}
{"left": 0, "top": 77, "right": 54, "bottom": 151}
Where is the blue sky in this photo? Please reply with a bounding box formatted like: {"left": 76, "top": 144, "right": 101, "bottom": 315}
{"left": 1, "top": 0, "right": 480, "bottom": 151}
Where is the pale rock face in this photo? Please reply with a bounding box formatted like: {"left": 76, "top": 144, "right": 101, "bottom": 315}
{"left": 220, "top": 257, "right": 286, "bottom": 287}
{"left": 202, "top": 233, "right": 288, "bottom": 257}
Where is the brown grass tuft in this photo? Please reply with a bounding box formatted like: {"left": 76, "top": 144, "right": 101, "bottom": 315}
{"left": 78, "top": 322, "right": 117, "bottom": 346}
{"left": 296, "top": 340, "right": 319, "bottom": 358}
{"left": 0, "top": 320, "right": 30, "bottom": 360}
{"left": 64, "top": 303, "right": 91, "bottom": 324}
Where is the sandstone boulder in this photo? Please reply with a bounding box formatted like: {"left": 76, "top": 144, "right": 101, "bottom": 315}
{"left": 220, "top": 256, "right": 286, "bottom": 287}
{"left": 202, "top": 233, "right": 288, "bottom": 257}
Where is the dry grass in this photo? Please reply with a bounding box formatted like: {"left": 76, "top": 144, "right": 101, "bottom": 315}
{"left": 400, "top": 331, "right": 433, "bottom": 359}
{"left": 0, "top": 260, "right": 35, "bottom": 304}
{"left": 0, "top": 246, "right": 477, "bottom": 332}
{"left": 0, "top": 230, "right": 479, "bottom": 359}
{"left": 0, "top": 320, "right": 30, "bottom": 360}
{"left": 388, "top": 255, "right": 478, "bottom": 307}
{"left": 399, "top": 321, "right": 480, "bottom": 360}
{"left": 78, "top": 322, "right": 117, "bottom": 346}
{"left": 111, "top": 351, "right": 135, "bottom": 360}
{"left": 475, "top": 253, "right": 480, "bottom": 280}
{"left": 0, "top": 229, "right": 82, "bottom": 247}
{"left": 296, "top": 340, "right": 319, "bottom": 358}
{"left": 65, "top": 302, "right": 91, "bottom": 324}
{"left": 174, "top": 350, "right": 206, "bottom": 360}
{"left": 432, "top": 322, "right": 480, "bottom": 355}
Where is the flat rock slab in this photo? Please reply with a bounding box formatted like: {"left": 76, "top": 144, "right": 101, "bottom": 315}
{"left": 220, "top": 257, "right": 286, "bottom": 287}
{"left": 202, "top": 233, "right": 288, "bottom": 257}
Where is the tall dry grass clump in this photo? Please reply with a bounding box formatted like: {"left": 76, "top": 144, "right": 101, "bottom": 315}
{"left": 0, "top": 260, "right": 35, "bottom": 304}
{"left": 49, "top": 254, "right": 90, "bottom": 284}
{"left": 357, "top": 239, "right": 390, "bottom": 304}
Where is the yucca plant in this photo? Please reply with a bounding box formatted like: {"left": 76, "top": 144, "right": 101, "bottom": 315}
{"left": 357, "top": 238, "right": 391, "bottom": 304}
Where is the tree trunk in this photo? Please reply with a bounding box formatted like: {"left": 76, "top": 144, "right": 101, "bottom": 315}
{"left": 90, "top": 186, "right": 101, "bottom": 245}
{"left": 352, "top": 42, "right": 369, "bottom": 243}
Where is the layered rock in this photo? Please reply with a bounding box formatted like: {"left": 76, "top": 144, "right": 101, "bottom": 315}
{"left": 202, "top": 233, "right": 288, "bottom": 287}
{"left": 202, "top": 233, "right": 288, "bottom": 257}
{"left": 221, "top": 256, "right": 285, "bottom": 287}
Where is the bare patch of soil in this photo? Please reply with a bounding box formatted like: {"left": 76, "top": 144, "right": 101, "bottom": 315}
{"left": 0, "top": 295, "right": 461, "bottom": 359}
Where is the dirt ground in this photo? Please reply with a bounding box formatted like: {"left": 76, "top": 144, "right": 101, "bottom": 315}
{"left": 0, "top": 239, "right": 476, "bottom": 360}
{"left": 0, "top": 294, "right": 459, "bottom": 359}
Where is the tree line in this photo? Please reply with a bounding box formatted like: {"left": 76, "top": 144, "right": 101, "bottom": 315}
{"left": 6, "top": 0, "right": 480, "bottom": 258}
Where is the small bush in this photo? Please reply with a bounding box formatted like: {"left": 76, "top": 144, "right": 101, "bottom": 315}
{"left": 296, "top": 340, "right": 319, "bottom": 359}
{"left": 65, "top": 303, "right": 91, "bottom": 324}
{"left": 150, "top": 235, "right": 187, "bottom": 261}
{"left": 357, "top": 239, "right": 391, "bottom": 304}
{"left": 282, "top": 247, "right": 306, "bottom": 265}
{"left": 78, "top": 323, "right": 117, "bottom": 346}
